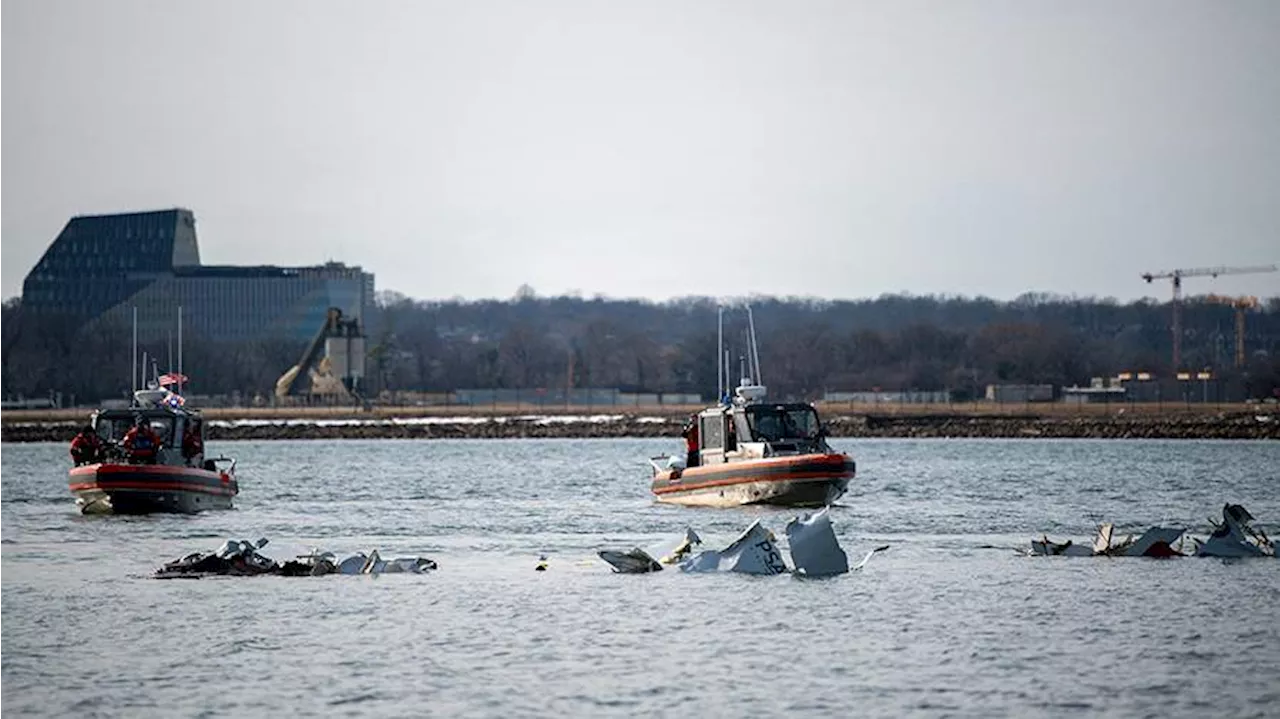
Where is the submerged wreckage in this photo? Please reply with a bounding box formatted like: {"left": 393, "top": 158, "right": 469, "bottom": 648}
{"left": 155, "top": 538, "right": 438, "bottom": 578}
{"left": 1193, "top": 504, "right": 1275, "bottom": 558}
{"left": 1030, "top": 503, "right": 1275, "bottom": 559}
{"left": 598, "top": 507, "right": 887, "bottom": 577}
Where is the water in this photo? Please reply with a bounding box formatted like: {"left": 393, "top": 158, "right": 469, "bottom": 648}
{"left": 3, "top": 438, "right": 1279, "bottom": 718}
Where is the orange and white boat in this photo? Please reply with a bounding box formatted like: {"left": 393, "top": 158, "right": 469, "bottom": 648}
{"left": 68, "top": 387, "right": 238, "bottom": 514}
{"left": 650, "top": 396, "right": 854, "bottom": 508}
{"left": 649, "top": 306, "right": 854, "bottom": 508}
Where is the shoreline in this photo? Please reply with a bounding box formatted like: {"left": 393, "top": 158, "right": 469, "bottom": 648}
{"left": 3, "top": 409, "right": 1277, "bottom": 442}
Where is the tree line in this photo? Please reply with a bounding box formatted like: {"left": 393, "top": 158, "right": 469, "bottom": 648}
{"left": 4, "top": 291, "right": 1280, "bottom": 404}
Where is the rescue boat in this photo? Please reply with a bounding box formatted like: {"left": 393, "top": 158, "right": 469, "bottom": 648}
{"left": 649, "top": 306, "right": 854, "bottom": 508}
{"left": 68, "top": 388, "right": 238, "bottom": 514}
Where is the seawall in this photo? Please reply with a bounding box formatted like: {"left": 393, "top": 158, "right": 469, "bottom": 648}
{"left": 4, "top": 410, "right": 1277, "bottom": 442}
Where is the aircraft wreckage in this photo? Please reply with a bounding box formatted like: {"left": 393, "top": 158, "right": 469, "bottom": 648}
{"left": 1029, "top": 503, "right": 1276, "bottom": 559}
{"left": 598, "top": 507, "right": 888, "bottom": 577}
{"left": 155, "top": 538, "right": 438, "bottom": 578}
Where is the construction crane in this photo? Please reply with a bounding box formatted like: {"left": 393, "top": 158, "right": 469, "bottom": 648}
{"left": 1140, "top": 264, "right": 1277, "bottom": 369}
{"left": 1202, "top": 294, "right": 1260, "bottom": 369}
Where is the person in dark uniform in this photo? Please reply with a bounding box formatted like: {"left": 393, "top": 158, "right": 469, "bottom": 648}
{"left": 182, "top": 419, "right": 205, "bottom": 466}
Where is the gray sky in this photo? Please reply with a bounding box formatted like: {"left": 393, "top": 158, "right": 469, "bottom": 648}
{"left": 4, "top": 1, "right": 1279, "bottom": 303}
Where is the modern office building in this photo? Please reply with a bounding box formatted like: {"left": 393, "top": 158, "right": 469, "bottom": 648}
{"left": 20, "top": 208, "right": 374, "bottom": 342}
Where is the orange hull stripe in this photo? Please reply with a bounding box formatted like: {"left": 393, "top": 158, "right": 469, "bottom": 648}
{"left": 69, "top": 480, "right": 237, "bottom": 497}
{"left": 652, "top": 470, "right": 853, "bottom": 495}
{"left": 69, "top": 463, "right": 225, "bottom": 480}
{"left": 671, "top": 455, "right": 847, "bottom": 479}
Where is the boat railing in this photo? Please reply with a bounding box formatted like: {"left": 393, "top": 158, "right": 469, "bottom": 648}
{"left": 649, "top": 454, "right": 686, "bottom": 474}
{"left": 205, "top": 456, "right": 237, "bottom": 475}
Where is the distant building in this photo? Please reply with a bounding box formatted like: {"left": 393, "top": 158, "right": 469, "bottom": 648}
{"left": 450, "top": 389, "right": 702, "bottom": 407}
{"left": 985, "top": 384, "right": 1055, "bottom": 403}
{"left": 1060, "top": 377, "right": 1126, "bottom": 405}
{"left": 823, "top": 390, "right": 952, "bottom": 404}
{"left": 20, "top": 208, "right": 373, "bottom": 342}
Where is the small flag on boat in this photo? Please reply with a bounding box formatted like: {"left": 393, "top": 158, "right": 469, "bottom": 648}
{"left": 164, "top": 392, "right": 186, "bottom": 408}
{"left": 158, "top": 373, "right": 189, "bottom": 387}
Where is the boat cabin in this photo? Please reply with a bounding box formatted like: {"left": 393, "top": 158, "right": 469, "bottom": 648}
{"left": 692, "top": 400, "right": 827, "bottom": 466}
{"left": 90, "top": 405, "right": 208, "bottom": 468}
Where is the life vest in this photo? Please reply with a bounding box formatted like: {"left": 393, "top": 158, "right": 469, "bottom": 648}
{"left": 124, "top": 427, "right": 159, "bottom": 456}
{"left": 70, "top": 433, "right": 101, "bottom": 463}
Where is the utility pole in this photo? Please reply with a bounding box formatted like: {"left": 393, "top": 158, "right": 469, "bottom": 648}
{"left": 1203, "top": 294, "right": 1260, "bottom": 369}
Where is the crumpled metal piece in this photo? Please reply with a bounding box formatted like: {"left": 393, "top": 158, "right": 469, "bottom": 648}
{"left": 154, "top": 540, "right": 437, "bottom": 578}
{"left": 785, "top": 507, "right": 848, "bottom": 577}
{"left": 600, "top": 514, "right": 882, "bottom": 577}
{"left": 1195, "top": 504, "right": 1276, "bottom": 558}
{"left": 598, "top": 528, "right": 702, "bottom": 573}
{"left": 679, "top": 520, "right": 788, "bottom": 575}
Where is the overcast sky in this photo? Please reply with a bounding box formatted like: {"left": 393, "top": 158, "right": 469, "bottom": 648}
{"left": 3, "top": 1, "right": 1278, "bottom": 303}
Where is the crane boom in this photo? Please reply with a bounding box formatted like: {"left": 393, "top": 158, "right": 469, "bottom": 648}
{"left": 1140, "top": 264, "right": 1277, "bottom": 370}
{"left": 1141, "top": 264, "right": 1277, "bottom": 282}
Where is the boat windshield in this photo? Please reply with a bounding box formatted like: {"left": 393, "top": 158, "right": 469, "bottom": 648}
{"left": 744, "top": 405, "right": 820, "bottom": 442}
{"left": 95, "top": 413, "right": 176, "bottom": 446}
{"left": 95, "top": 416, "right": 133, "bottom": 442}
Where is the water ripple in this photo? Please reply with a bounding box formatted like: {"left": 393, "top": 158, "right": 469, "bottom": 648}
{"left": 3, "top": 438, "right": 1279, "bottom": 717}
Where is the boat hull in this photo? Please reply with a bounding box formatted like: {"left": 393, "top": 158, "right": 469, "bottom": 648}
{"left": 651, "top": 453, "right": 854, "bottom": 508}
{"left": 68, "top": 463, "right": 238, "bottom": 515}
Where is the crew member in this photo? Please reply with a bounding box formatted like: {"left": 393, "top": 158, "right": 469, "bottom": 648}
{"left": 122, "top": 416, "right": 161, "bottom": 464}
{"left": 682, "top": 414, "right": 699, "bottom": 468}
{"left": 69, "top": 424, "right": 104, "bottom": 466}
{"left": 182, "top": 420, "right": 205, "bottom": 466}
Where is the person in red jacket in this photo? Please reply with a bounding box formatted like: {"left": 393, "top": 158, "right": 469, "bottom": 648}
{"left": 122, "top": 416, "right": 161, "bottom": 464}
{"left": 682, "top": 414, "right": 700, "bottom": 468}
{"left": 69, "top": 424, "right": 104, "bottom": 466}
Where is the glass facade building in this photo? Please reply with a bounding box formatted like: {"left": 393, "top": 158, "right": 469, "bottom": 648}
{"left": 21, "top": 209, "right": 374, "bottom": 342}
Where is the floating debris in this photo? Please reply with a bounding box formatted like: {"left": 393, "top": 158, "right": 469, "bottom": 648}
{"left": 1194, "top": 504, "right": 1276, "bottom": 558}
{"left": 786, "top": 507, "right": 849, "bottom": 577}
{"left": 1029, "top": 536, "right": 1094, "bottom": 557}
{"left": 1029, "top": 503, "right": 1275, "bottom": 559}
{"left": 1030, "top": 523, "right": 1185, "bottom": 558}
{"left": 597, "top": 529, "right": 703, "bottom": 574}
{"left": 679, "top": 519, "right": 789, "bottom": 575}
{"left": 597, "top": 548, "right": 662, "bottom": 574}
{"left": 598, "top": 509, "right": 885, "bottom": 577}
{"left": 155, "top": 539, "right": 437, "bottom": 578}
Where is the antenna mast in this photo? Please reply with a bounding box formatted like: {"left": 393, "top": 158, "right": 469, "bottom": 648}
{"left": 131, "top": 306, "right": 138, "bottom": 395}
{"left": 745, "top": 305, "right": 762, "bottom": 386}
{"left": 717, "top": 306, "right": 724, "bottom": 401}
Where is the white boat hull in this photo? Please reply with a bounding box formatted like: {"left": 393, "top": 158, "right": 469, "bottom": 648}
{"left": 654, "top": 476, "right": 848, "bottom": 508}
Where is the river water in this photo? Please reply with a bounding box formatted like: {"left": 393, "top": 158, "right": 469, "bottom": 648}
{"left": 3, "top": 438, "right": 1279, "bottom": 718}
